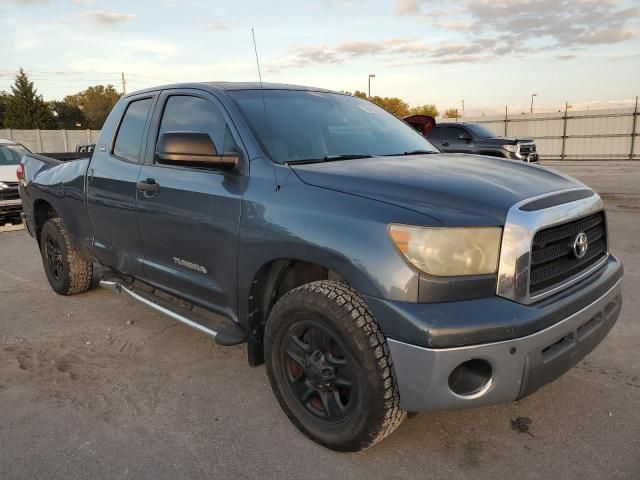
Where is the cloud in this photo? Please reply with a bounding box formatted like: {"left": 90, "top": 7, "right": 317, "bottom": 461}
{"left": 271, "top": 0, "right": 639, "bottom": 71}
{"left": 81, "top": 10, "right": 135, "bottom": 25}
{"left": 0, "top": 0, "right": 46, "bottom": 4}
{"left": 204, "top": 17, "right": 229, "bottom": 30}
{"left": 395, "top": 0, "right": 420, "bottom": 15}
{"left": 268, "top": 38, "right": 499, "bottom": 72}
{"left": 396, "top": 0, "right": 639, "bottom": 50}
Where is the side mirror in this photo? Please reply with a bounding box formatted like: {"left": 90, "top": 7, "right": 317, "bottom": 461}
{"left": 458, "top": 134, "right": 471, "bottom": 142}
{"left": 156, "top": 132, "right": 239, "bottom": 171}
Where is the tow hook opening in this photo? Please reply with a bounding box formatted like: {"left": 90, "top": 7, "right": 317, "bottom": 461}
{"left": 448, "top": 359, "right": 493, "bottom": 397}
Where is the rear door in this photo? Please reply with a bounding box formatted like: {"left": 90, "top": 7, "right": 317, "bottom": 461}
{"left": 135, "top": 89, "right": 247, "bottom": 317}
{"left": 86, "top": 93, "right": 157, "bottom": 275}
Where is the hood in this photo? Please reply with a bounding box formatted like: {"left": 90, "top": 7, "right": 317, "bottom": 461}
{"left": 290, "top": 154, "right": 584, "bottom": 225}
{"left": 479, "top": 137, "right": 534, "bottom": 145}
{"left": 0, "top": 165, "right": 19, "bottom": 183}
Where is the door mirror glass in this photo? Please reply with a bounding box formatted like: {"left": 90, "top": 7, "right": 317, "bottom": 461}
{"left": 156, "top": 132, "right": 238, "bottom": 170}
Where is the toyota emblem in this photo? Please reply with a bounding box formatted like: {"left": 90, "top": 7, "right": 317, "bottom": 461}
{"left": 573, "top": 232, "right": 589, "bottom": 259}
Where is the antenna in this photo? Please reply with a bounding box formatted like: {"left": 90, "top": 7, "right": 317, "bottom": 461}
{"left": 251, "top": 28, "right": 263, "bottom": 87}
{"left": 251, "top": 28, "right": 279, "bottom": 191}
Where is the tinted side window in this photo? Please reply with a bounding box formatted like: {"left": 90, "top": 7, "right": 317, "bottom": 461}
{"left": 158, "top": 96, "right": 227, "bottom": 154}
{"left": 427, "top": 127, "right": 444, "bottom": 140}
{"left": 113, "top": 98, "right": 153, "bottom": 162}
{"left": 439, "top": 127, "right": 467, "bottom": 141}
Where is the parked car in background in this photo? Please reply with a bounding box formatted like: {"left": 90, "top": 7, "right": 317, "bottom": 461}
{"left": 0, "top": 139, "right": 30, "bottom": 222}
{"left": 425, "top": 122, "right": 539, "bottom": 162}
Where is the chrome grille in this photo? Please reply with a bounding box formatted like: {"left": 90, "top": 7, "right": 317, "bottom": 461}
{"left": 519, "top": 143, "right": 536, "bottom": 155}
{"left": 529, "top": 212, "right": 607, "bottom": 294}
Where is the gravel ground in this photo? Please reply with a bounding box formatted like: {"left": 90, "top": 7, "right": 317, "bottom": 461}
{"left": 0, "top": 161, "right": 638, "bottom": 479}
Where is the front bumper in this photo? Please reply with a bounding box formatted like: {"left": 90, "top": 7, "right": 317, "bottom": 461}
{"left": 509, "top": 151, "right": 539, "bottom": 162}
{"left": 0, "top": 198, "right": 22, "bottom": 218}
{"left": 386, "top": 275, "right": 622, "bottom": 412}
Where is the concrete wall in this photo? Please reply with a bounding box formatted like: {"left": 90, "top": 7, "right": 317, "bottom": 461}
{"left": 0, "top": 129, "right": 101, "bottom": 153}
{"left": 438, "top": 106, "right": 638, "bottom": 160}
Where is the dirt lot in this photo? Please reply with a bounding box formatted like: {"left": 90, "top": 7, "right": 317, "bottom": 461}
{"left": 1, "top": 161, "right": 638, "bottom": 480}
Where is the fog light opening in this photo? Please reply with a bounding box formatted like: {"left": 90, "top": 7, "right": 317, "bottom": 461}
{"left": 448, "top": 359, "right": 492, "bottom": 397}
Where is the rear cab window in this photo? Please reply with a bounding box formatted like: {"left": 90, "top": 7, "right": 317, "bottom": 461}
{"left": 113, "top": 98, "right": 154, "bottom": 162}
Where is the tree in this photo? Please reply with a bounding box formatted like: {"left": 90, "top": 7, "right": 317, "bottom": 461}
{"left": 408, "top": 104, "right": 439, "bottom": 118}
{"left": 49, "top": 101, "right": 86, "bottom": 129}
{"left": 349, "top": 90, "right": 437, "bottom": 119}
{"left": 3, "top": 68, "right": 56, "bottom": 128}
{"left": 0, "top": 91, "right": 8, "bottom": 127}
{"left": 443, "top": 108, "right": 460, "bottom": 119}
{"left": 368, "top": 96, "right": 411, "bottom": 117}
{"left": 64, "top": 85, "right": 122, "bottom": 129}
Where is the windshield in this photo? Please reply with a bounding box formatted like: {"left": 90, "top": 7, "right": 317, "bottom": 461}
{"left": 0, "top": 144, "right": 28, "bottom": 166}
{"left": 229, "top": 90, "right": 438, "bottom": 163}
{"left": 464, "top": 123, "right": 499, "bottom": 138}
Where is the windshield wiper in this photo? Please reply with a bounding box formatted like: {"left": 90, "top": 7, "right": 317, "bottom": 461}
{"left": 383, "top": 150, "right": 439, "bottom": 157}
{"left": 286, "top": 154, "right": 373, "bottom": 165}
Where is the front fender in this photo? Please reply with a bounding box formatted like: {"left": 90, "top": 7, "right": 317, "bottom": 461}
{"left": 237, "top": 158, "right": 438, "bottom": 328}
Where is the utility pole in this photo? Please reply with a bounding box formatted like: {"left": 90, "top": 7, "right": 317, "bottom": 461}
{"left": 561, "top": 101, "right": 570, "bottom": 160}
{"left": 462, "top": 99, "right": 465, "bottom": 116}
{"left": 504, "top": 105, "right": 508, "bottom": 136}
{"left": 630, "top": 96, "right": 638, "bottom": 161}
{"left": 530, "top": 93, "right": 537, "bottom": 114}
{"left": 121, "top": 72, "right": 127, "bottom": 95}
{"left": 368, "top": 74, "right": 375, "bottom": 97}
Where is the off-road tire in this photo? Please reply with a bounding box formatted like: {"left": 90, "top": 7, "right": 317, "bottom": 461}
{"left": 264, "top": 280, "right": 406, "bottom": 451}
{"left": 40, "top": 217, "right": 93, "bottom": 295}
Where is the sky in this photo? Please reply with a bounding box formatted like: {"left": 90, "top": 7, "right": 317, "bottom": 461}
{"left": 1, "top": 0, "right": 639, "bottom": 115}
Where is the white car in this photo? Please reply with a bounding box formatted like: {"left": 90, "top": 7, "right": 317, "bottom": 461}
{"left": 0, "top": 139, "right": 30, "bottom": 221}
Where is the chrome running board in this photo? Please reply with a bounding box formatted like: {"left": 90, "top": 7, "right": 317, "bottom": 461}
{"left": 99, "top": 279, "right": 247, "bottom": 346}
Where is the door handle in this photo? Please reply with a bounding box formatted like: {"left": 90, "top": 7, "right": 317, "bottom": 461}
{"left": 137, "top": 178, "right": 160, "bottom": 194}
{"left": 442, "top": 142, "right": 450, "bottom": 147}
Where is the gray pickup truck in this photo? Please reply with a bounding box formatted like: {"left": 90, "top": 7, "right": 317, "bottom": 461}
{"left": 428, "top": 122, "right": 539, "bottom": 162}
{"left": 18, "top": 83, "right": 623, "bottom": 451}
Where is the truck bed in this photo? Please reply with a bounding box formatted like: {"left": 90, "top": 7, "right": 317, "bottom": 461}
{"left": 26, "top": 152, "right": 93, "bottom": 165}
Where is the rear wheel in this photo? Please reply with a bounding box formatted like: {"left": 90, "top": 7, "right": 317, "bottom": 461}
{"left": 40, "top": 217, "right": 93, "bottom": 295}
{"left": 265, "top": 280, "right": 406, "bottom": 451}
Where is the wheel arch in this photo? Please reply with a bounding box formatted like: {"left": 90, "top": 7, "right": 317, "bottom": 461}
{"left": 33, "top": 199, "right": 59, "bottom": 244}
{"left": 245, "top": 257, "right": 349, "bottom": 366}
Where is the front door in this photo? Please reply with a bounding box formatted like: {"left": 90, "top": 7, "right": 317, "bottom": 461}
{"left": 135, "top": 90, "right": 247, "bottom": 319}
{"left": 443, "top": 127, "right": 474, "bottom": 153}
{"left": 86, "top": 94, "right": 156, "bottom": 276}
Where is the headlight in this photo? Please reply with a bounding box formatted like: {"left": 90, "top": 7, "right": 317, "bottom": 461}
{"left": 503, "top": 144, "right": 519, "bottom": 154}
{"left": 0, "top": 182, "right": 7, "bottom": 190}
{"left": 389, "top": 225, "right": 502, "bottom": 276}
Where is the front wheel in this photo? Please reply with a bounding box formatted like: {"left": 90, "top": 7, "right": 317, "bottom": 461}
{"left": 264, "top": 280, "right": 406, "bottom": 451}
{"left": 40, "top": 217, "right": 93, "bottom": 295}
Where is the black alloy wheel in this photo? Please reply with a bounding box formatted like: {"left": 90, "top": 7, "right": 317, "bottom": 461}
{"left": 281, "top": 320, "right": 356, "bottom": 422}
{"left": 45, "top": 236, "right": 64, "bottom": 281}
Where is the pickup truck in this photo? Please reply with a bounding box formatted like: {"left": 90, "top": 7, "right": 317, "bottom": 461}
{"left": 426, "top": 122, "right": 539, "bottom": 162}
{"left": 18, "top": 82, "right": 623, "bottom": 452}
